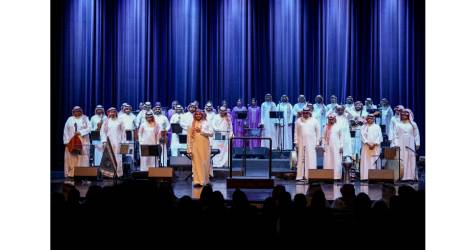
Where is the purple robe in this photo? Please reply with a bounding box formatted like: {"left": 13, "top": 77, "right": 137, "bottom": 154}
{"left": 232, "top": 106, "right": 247, "bottom": 147}
{"left": 247, "top": 106, "right": 261, "bottom": 148}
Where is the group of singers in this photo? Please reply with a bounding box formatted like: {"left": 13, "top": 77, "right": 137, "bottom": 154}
{"left": 63, "top": 94, "right": 420, "bottom": 187}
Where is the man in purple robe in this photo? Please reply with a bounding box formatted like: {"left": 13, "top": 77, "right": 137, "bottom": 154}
{"left": 231, "top": 99, "right": 248, "bottom": 147}
{"left": 247, "top": 98, "right": 261, "bottom": 148}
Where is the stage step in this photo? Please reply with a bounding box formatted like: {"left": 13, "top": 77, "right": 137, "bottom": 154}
{"left": 226, "top": 176, "right": 275, "bottom": 189}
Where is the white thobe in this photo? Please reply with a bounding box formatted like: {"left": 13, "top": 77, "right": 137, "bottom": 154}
{"left": 313, "top": 103, "right": 327, "bottom": 129}
{"left": 323, "top": 124, "right": 344, "bottom": 180}
{"left": 359, "top": 124, "right": 383, "bottom": 180}
{"left": 170, "top": 113, "right": 191, "bottom": 156}
{"left": 349, "top": 109, "right": 368, "bottom": 156}
{"left": 260, "top": 101, "right": 277, "bottom": 149}
{"left": 138, "top": 122, "right": 161, "bottom": 171}
{"left": 205, "top": 111, "right": 217, "bottom": 144}
{"left": 326, "top": 103, "right": 338, "bottom": 115}
{"left": 292, "top": 102, "right": 307, "bottom": 117}
{"left": 155, "top": 114, "right": 171, "bottom": 165}
{"left": 90, "top": 114, "right": 106, "bottom": 166}
{"left": 379, "top": 106, "right": 393, "bottom": 134}
{"left": 336, "top": 114, "right": 352, "bottom": 157}
{"left": 395, "top": 121, "right": 420, "bottom": 180}
{"left": 294, "top": 117, "right": 321, "bottom": 180}
{"left": 363, "top": 104, "right": 378, "bottom": 113}
{"left": 388, "top": 116, "right": 401, "bottom": 147}
{"left": 212, "top": 115, "right": 233, "bottom": 167}
{"left": 63, "top": 116, "right": 91, "bottom": 177}
{"left": 344, "top": 104, "right": 355, "bottom": 113}
{"left": 100, "top": 118, "right": 125, "bottom": 177}
{"left": 276, "top": 102, "right": 294, "bottom": 150}
{"left": 205, "top": 112, "right": 217, "bottom": 176}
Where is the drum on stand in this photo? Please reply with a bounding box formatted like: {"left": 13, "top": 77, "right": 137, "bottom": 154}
{"left": 290, "top": 150, "right": 297, "bottom": 170}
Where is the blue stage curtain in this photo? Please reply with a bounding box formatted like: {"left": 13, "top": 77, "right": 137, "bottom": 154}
{"left": 52, "top": 0, "right": 425, "bottom": 167}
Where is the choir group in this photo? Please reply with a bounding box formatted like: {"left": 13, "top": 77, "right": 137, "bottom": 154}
{"left": 63, "top": 94, "right": 420, "bottom": 186}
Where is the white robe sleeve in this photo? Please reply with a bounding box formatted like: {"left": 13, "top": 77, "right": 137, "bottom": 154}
{"left": 78, "top": 117, "right": 91, "bottom": 136}
{"left": 63, "top": 118, "right": 72, "bottom": 144}
{"left": 413, "top": 122, "right": 420, "bottom": 146}
{"left": 138, "top": 124, "right": 144, "bottom": 144}
{"left": 295, "top": 121, "right": 301, "bottom": 146}
{"left": 287, "top": 104, "right": 293, "bottom": 124}
{"left": 315, "top": 120, "right": 321, "bottom": 146}
{"left": 394, "top": 124, "right": 401, "bottom": 147}
{"left": 260, "top": 104, "right": 265, "bottom": 125}
{"left": 100, "top": 120, "right": 107, "bottom": 143}
{"left": 377, "top": 126, "right": 383, "bottom": 144}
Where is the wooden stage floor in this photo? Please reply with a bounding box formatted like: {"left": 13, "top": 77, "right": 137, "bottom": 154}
{"left": 51, "top": 169, "right": 422, "bottom": 202}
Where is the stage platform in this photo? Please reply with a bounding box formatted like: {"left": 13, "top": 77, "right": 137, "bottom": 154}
{"left": 51, "top": 169, "right": 422, "bottom": 203}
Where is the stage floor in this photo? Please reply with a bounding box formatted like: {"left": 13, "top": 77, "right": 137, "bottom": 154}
{"left": 51, "top": 171, "right": 422, "bottom": 202}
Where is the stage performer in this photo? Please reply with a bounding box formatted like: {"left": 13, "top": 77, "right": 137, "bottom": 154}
{"left": 344, "top": 96, "right": 355, "bottom": 112}
{"left": 118, "top": 102, "right": 128, "bottom": 118}
{"left": 349, "top": 101, "right": 368, "bottom": 157}
{"left": 388, "top": 105, "right": 404, "bottom": 147}
{"left": 167, "top": 100, "right": 178, "bottom": 120}
{"left": 170, "top": 105, "right": 189, "bottom": 156}
{"left": 335, "top": 105, "right": 353, "bottom": 159}
{"left": 100, "top": 107, "right": 125, "bottom": 177}
{"left": 231, "top": 99, "right": 248, "bottom": 147}
{"left": 379, "top": 98, "right": 394, "bottom": 134}
{"left": 294, "top": 107, "right": 321, "bottom": 181}
{"left": 187, "top": 110, "right": 213, "bottom": 187}
{"left": 63, "top": 106, "right": 91, "bottom": 177}
{"left": 205, "top": 103, "right": 217, "bottom": 122}
{"left": 260, "top": 94, "right": 277, "bottom": 149}
{"left": 212, "top": 106, "right": 234, "bottom": 167}
{"left": 359, "top": 114, "right": 383, "bottom": 180}
{"left": 153, "top": 106, "right": 171, "bottom": 165}
{"left": 394, "top": 109, "right": 420, "bottom": 181}
{"left": 313, "top": 95, "right": 327, "bottom": 129}
{"left": 322, "top": 114, "right": 344, "bottom": 180}
{"left": 276, "top": 95, "right": 294, "bottom": 150}
{"left": 138, "top": 111, "right": 161, "bottom": 171}
{"left": 326, "top": 95, "right": 338, "bottom": 115}
{"left": 292, "top": 95, "right": 307, "bottom": 118}
{"left": 90, "top": 105, "right": 106, "bottom": 166}
{"left": 247, "top": 98, "right": 261, "bottom": 148}
{"left": 135, "top": 101, "right": 152, "bottom": 128}
{"left": 364, "top": 98, "right": 378, "bottom": 113}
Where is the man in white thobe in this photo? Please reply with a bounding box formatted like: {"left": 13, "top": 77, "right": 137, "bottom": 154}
{"left": 276, "top": 95, "right": 294, "bottom": 150}
{"left": 326, "top": 95, "right": 338, "bottom": 116}
{"left": 294, "top": 107, "right": 321, "bottom": 181}
{"left": 170, "top": 105, "right": 189, "bottom": 156}
{"left": 90, "top": 105, "right": 106, "bottom": 166}
{"left": 118, "top": 102, "right": 128, "bottom": 118}
{"left": 212, "top": 106, "right": 234, "bottom": 167}
{"left": 322, "top": 114, "right": 344, "bottom": 180}
{"left": 63, "top": 106, "right": 91, "bottom": 177}
{"left": 100, "top": 107, "right": 125, "bottom": 177}
{"left": 378, "top": 98, "right": 393, "bottom": 133}
{"left": 119, "top": 104, "right": 136, "bottom": 165}
{"left": 260, "top": 94, "right": 277, "bottom": 149}
{"left": 153, "top": 106, "right": 171, "bottom": 165}
{"left": 394, "top": 109, "right": 420, "bottom": 181}
{"left": 205, "top": 103, "right": 217, "bottom": 144}
{"left": 335, "top": 105, "right": 353, "bottom": 159}
{"left": 313, "top": 95, "right": 327, "bottom": 130}
{"left": 388, "top": 105, "right": 404, "bottom": 147}
{"left": 359, "top": 114, "right": 383, "bottom": 180}
{"left": 344, "top": 96, "right": 355, "bottom": 113}
{"left": 292, "top": 95, "right": 308, "bottom": 118}
{"left": 364, "top": 98, "right": 378, "bottom": 113}
{"left": 349, "top": 101, "right": 368, "bottom": 157}
{"left": 135, "top": 101, "right": 152, "bottom": 128}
